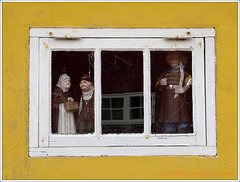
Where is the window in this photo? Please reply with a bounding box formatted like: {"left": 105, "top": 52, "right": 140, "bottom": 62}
{"left": 29, "top": 28, "right": 216, "bottom": 156}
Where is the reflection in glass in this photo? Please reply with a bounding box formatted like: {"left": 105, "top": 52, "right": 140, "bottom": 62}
{"left": 101, "top": 51, "right": 143, "bottom": 134}
{"left": 151, "top": 51, "right": 193, "bottom": 134}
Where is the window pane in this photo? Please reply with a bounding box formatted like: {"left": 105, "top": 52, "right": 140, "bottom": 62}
{"left": 130, "top": 108, "right": 143, "bottom": 120}
{"left": 112, "top": 98, "right": 124, "bottom": 108}
{"left": 102, "top": 110, "right": 111, "bottom": 120}
{"left": 101, "top": 51, "right": 144, "bottom": 134}
{"left": 130, "top": 96, "right": 143, "bottom": 107}
{"left": 112, "top": 110, "right": 124, "bottom": 120}
{"left": 151, "top": 51, "right": 193, "bottom": 134}
{"left": 102, "top": 98, "right": 110, "bottom": 108}
{"left": 51, "top": 51, "right": 95, "bottom": 134}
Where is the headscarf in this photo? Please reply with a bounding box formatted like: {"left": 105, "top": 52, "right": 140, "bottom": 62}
{"left": 56, "top": 74, "right": 71, "bottom": 92}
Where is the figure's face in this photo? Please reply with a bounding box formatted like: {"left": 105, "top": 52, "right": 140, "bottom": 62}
{"left": 80, "top": 80, "right": 93, "bottom": 92}
{"left": 169, "top": 57, "right": 180, "bottom": 68}
{"left": 62, "top": 77, "right": 71, "bottom": 90}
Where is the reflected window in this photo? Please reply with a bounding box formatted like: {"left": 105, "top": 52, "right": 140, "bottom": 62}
{"left": 102, "top": 97, "right": 124, "bottom": 120}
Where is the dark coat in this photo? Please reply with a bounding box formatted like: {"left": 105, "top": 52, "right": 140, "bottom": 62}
{"left": 77, "top": 92, "right": 94, "bottom": 133}
{"left": 155, "top": 68, "right": 192, "bottom": 123}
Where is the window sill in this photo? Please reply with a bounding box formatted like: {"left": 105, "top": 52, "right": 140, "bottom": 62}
{"left": 29, "top": 146, "right": 217, "bottom": 157}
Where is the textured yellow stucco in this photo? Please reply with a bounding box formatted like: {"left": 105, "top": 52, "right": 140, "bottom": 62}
{"left": 2, "top": 2, "right": 238, "bottom": 180}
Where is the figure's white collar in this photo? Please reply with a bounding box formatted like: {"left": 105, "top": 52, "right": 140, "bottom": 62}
{"left": 82, "top": 88, "right": 94, "bottom": 100}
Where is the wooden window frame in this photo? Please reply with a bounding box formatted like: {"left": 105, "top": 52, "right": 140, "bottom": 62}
{"left": 29, "top": 28, "right": 216, "bottom": 157}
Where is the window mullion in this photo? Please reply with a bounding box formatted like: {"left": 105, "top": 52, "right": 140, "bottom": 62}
{"left": 143, "top": 49, "right": 151, "bottom": 136}
{"left": 124, "top": 95, "right": 129, "bottom": 126}
{"left": 94, "top": 49, "right": 102, "bottom": 137}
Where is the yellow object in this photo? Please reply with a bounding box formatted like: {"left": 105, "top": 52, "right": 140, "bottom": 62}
{"left": 2, "top": 2, "right": 238, "bottom": 180}
{"left": 185, "top": 75, "right": 192, "bottom": 85}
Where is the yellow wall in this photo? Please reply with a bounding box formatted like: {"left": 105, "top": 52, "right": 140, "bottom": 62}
{"left": 2, "top": 2, "right": 238, "bottom": 180}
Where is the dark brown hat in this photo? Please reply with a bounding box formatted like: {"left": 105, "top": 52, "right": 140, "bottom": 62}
{"left": 80, "top": 73, "right": 93, "bottom": 83}
{"left": 166, "top": 51, "right": 188, "bottom": 65}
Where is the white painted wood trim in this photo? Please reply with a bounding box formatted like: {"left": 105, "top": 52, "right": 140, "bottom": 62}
{"left": 143, "top": 49, "right": 151, "bottom": 136}
{"left": 39, "top": 38, "right": 50, "bottom": 146}
{"left": 49, "top": 38, "right": 195, "bottom": 50}
{"left": 192, "top": 38, "right": 206, "bottom": 146}
{"left": 29, "top": 28, "right": 217, "bottom": 156}
{"left": 205, "top": 38, "right": 217, "bottom": 147}
{"left": 29, "top": 146, "right": 217, "bottom": 157}
{"left": 29, "top": 38, "right": 39, "bottom": 148}
{"left": 49, "top": 134, "right": 196, "bottom": 147}
{"left": 30, "top": 28, "right": 215, "bottom": 38}
{"left": 94, "top": 49, "right": 101, "bottom": 137}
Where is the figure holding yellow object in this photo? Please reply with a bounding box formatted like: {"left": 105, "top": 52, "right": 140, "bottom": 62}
{"left": 155, "top": 51, "right": 192, "bottom": 133}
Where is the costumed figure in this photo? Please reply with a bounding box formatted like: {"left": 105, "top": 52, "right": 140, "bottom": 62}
{"left": 52, "top": 74, "right": 77, "bottom": 134}
{"left": 155, "top": 51, "right": 192, "bottom": 133}
{"left": 77, "top": 74, "right": 94, "bottom": 134}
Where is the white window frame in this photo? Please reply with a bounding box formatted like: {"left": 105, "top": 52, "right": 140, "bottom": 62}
{"left": 29, "top": 28, "right": 216, "bottom": 157}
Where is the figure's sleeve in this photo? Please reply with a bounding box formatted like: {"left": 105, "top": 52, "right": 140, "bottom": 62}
{"left": 52, "top": 87, "right": 68, "bottom": 109}
{"left": 183, "top": 73, "right": 192, "bottom": 92}
{"left": 155, "top": 73, "right": 165, "bottom": 91}
{"left": 52, "top": 89, "right": 60, "bottom": 109}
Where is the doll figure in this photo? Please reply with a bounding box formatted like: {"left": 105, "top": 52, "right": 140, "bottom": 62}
{"left": 52, "top": 74, "right": 77, "bottom": 134}
{"left": 77, "top": 74, "right": 94, "bottom": 134}
{"left": 155, "top": 51, "right": 192, "bottom": 133}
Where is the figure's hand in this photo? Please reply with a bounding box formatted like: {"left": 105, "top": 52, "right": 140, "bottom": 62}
{"left": 68, "top": 97, "right": 74, "bottom": 102}
{"left": 175, "top": 87, "right": 185, "bottom": 94}
{"left": 160, "top": 78, "right": 167, "bottom": 85}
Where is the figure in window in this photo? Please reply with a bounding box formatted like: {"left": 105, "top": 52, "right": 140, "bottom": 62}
{"left": 155, "top": 51, "right": 192, "bottom": 133}
{"left": 77, "top": 74, "right": 94, "bottom": 134}
{"left": 52, "top": 73, "right": 77, "bottom": 134}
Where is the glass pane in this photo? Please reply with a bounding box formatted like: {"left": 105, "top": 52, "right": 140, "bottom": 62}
{"left": 130, "top": 108, "right": 143, "bottom": 120}
{"left": 112, "top": 98, "right": 124, "bottom": 108}
{"left": 112, "top": 110, "right": 123, "bottom": 120}
{"left": 130, "top": 96, "right": 143, "bottom": 107}
{"left": 102, "top": 98, "right": 110, "bottom": 108}
{"left": 51, "top": 51, "right": 95, "bottom": 134}
{"left": 151, "top": 51, "right": 193, "bottom": 134}
{"left": 101, "top": 51, "right": 144, "bottom": 134}
{"left": 102, "top": 110, "right": 111, "bottom": 120}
